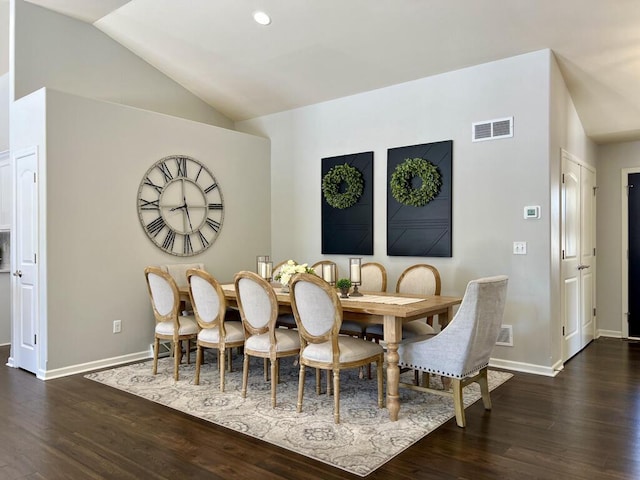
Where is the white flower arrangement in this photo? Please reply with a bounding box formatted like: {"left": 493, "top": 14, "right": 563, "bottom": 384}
{"left": 274, "top": 260, "right": 315, "bottom": 286}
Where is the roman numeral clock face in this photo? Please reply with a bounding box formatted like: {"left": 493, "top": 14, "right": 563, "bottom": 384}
{"left": 137, "top": 155, "right": 224, "bottom": 256}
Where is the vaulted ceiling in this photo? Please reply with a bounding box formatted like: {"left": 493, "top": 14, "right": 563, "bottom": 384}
{"left": 24, "top": 0, "right": 640, "bottom": 143}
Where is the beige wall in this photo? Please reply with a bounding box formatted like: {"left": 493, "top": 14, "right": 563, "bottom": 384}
{"left": 11, "top": 88, "right": 270, "bottom": 374}
{"left": 13, "top": 0, "right": 233, "bottom": 129}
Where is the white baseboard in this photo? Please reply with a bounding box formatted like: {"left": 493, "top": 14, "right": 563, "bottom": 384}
{"left": 489, "top": 357, "right": 560, "bottom": 377}
{"left": 597, "top": 329, "right": 622, "bottom": 338}
{"left": 5, "top": 356, "right": 15, "bottom": 368}
{"left": 40, "top": 350, "right": 151, "bottom": 380}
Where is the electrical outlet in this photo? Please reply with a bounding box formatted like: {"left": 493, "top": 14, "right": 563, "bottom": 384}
{"left": 513, "top": 241, "right": 527, "bottom": 255}
{"left": 113, "top": 319, "right": 122, "bottom": 334}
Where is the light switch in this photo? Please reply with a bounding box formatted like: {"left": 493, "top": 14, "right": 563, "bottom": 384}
{"left": 513, "top": 241, "right": 527, "bottom": 255}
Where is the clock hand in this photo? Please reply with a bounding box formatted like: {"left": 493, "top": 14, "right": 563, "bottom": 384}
{"left": 183, "top": 196, "right": 194, "bottom": 231}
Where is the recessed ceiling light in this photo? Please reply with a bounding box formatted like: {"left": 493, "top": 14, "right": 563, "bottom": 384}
{"left": 253, "top": 11, "right": 271, "bottom": 26}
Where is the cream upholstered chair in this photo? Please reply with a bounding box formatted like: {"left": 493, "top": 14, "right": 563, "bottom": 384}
{"left": 144, "top": 266, "right": 199, "bottom": 381}
{"left": 398, "top": 275, "right": 508, "bottom": 427}
{"left": 235, "top": 271, "right": 301, "bottom": 408}
{"left": 187, "top": 268, "right": 244, "bottom": 391}
{"left": 360, "top": 262, "right": 387, "bottom": 292}
{"left": 290, "top": 273, "right": 384, "bottom": 424}
{"left": 273, "top": 260, "right": 298, "bottom": 329}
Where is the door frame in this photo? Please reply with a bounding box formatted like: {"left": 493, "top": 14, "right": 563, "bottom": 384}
{"left": 621, "top": 167, "right": 640, "bottom": 338}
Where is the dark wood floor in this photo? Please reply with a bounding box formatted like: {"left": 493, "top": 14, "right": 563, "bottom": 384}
{"left": 0, "top": 337, "right": 639, "bottom": 479}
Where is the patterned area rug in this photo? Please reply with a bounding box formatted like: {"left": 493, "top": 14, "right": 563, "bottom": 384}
{"left": 86, "top": 354, "right": 512, "bottom": 477}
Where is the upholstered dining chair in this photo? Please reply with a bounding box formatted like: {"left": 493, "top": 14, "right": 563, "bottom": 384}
{"left": 187, "top": 268, "right": 244, "bottom": 392}
{"left": 290, "top": 273, "right": 384, "bottom": 424}
{"left": 234, "top": 271, "right": 301, "bottom": 408}
{"left": 398, "top": 275, "right": 508, "bottom": 427}
{"left": 360, "top": 262, "right": 388, "bottom": 292}
{"left": 273, "top": 260, "right": 299, "bottom": 329}
{"left": 144, "top": 266, "right": 199, "bottom": 381}
{"left": 160, "top": 263, "right": 205, "bottom": 289}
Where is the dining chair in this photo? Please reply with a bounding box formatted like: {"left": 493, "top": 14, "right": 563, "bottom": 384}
{"left": 290, "top": 273, "right": 384, "bottom": 424}
{"left": 144, "top": 266, "right": 199, "bottom": 381}
{"left": 187, "top": 268, "right": 244, "bottom": 392}
{"left": 234, "top": 270, "right": 301, "bottom": 408}
{"left": 272, "top": 260, "right": 299, "bottom": 329}
{"left": 398, "top": 275, "right": 508, "bottom": 427}
{"left": 360, "top": 262, "right": 388, "bottom": 292}
{"left": 160, "top": 263, "right": 205, "bottom": 289}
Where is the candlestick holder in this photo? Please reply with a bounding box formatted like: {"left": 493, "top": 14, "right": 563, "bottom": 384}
{"left": 349, "top": 257, "right": 363, "bottom": 297}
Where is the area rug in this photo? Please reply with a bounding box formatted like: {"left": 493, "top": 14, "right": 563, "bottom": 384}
{"left": 86, "top": 354, "right": 512, "bottom": 477}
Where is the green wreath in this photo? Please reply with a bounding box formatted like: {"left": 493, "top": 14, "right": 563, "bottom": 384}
{"left": 322, "top": 163, "right": 364, "bottom": 209}
{"left": 390, "top": 158, "right": 441, "bottom": 207}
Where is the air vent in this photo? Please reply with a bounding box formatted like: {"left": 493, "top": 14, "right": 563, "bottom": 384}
{"left": 495, "top": 325, "right": 513, "bottom": 346}
{"left": 472, "top": 116, "right": 514, "bottom": 142}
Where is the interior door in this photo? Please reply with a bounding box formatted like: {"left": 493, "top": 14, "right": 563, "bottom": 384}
{"left": 561, "top": 152, "right": 596, "bottom": 361}
{"left": 13, "top": 148, "right": 38, "bottom": 374}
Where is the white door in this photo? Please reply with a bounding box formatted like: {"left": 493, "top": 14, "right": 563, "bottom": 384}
{"left": 13, "top": 148, "right": 39, "bottom": 374}
{"left": 561, "top": 151, "right": 596, "bottom": 361}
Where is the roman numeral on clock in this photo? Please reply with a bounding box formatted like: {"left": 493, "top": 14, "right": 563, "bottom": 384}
{"left": 139, "top": 198, "right": 159, "bottom": 210}
{"left": 198, "top": 231, "right": 209, "bottom": 248}
{"left": 204, "top": 182, "right": 218, "bottom": 194}
{"left": 176, "top": 157, "right": 187, "bottom": 177}
{"left": 183, "top": 234, "right": 193, "bottom": 255}
{"left": 144, "top": 177, "right": 163, "bottom": 194}
{"left": 162, "top": 230, "right": 176, "bottom": 251}
{"left": 157, "top": 161, "right": 173, "bottom": 182}
{"left": 146, "top": 216, "right": 166, "bottom": 237}
{"left": 206, "top": 218, "right": 221, "bottom": 232}
{"left": 208, "top": 203, "right": 223, "bottom": 210}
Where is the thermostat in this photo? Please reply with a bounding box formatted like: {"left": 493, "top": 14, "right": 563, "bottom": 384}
{"left": 524, "top": 206, "right": 540, "bottom": 219}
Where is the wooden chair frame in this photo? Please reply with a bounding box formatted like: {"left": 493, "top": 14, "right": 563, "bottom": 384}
{"left": 396, "top": 263, "right": 441, "bottom": 326}
{"left": 235, "top": 271, "right": 300, "bottom": 408}
{"left": 144, "top": 266, "right": 198, "bottom": 381}
{"left": 187, "top": 268, "right": 244, "bottom": 392}
{"left": 361, "top": 262, "right": 388, "bottom": 292}
{"left": 290, "top": 273, "right": 384, "bottom": 424}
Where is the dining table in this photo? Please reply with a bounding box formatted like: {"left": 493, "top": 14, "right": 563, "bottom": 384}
{"left": 180, "top": 283, "right": 462, "bottom": 422}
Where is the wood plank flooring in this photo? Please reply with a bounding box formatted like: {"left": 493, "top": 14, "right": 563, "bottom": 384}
{"left": 1, "top": 337, "right": 639, "bottom": 479}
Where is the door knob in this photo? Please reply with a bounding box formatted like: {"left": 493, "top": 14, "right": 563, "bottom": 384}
{"left": 577, "top": 265, "right": 591, "bottom": 270}
{"left": 13, "top": 270, "right": 22, "bottom": 277}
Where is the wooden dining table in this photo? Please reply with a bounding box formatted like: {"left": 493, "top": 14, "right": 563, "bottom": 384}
{"left": 181, "top": 283, "right": 462, "bottom": 421}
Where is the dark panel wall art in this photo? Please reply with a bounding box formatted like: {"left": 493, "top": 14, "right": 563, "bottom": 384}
{"left": 321, "top": 152, "right": 373, "bottom": 255}
{"left": 387, "top": 140, "right": 452, "bottom": 257}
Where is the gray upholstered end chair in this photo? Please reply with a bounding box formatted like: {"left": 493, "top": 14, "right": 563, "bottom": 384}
{"left": 397, "top": 275, "right": 508, "bottom": 427}
{"left": 290, "top": 273, "right": 384, "bottom": 424}
{"left": 235, "top": 271, "right": 301, "bottom": 408}
{"left": 144, "top": 266, "right": 199, "bottom": 381}
{"left": 187, "top": 268, "right": 244, "bottom": 392}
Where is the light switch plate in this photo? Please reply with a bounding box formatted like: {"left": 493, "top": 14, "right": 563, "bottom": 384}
{"left": 513, "top": 241, "right": 527, "bottom": 255}
{"left": 524, "top": 205, "right": 540, "bottom": 219}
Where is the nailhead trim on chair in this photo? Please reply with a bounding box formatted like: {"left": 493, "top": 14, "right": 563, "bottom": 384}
{"left": 398, "top": 361, "right": 490, "bottom": 379}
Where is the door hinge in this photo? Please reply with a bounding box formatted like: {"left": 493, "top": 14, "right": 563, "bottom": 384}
{"left": 593, "top": 247, "right": 596, "bottom": 256}
{"left": 562, "top": 249, "right": 565, "bottom": 260}
{"left": 33, "top": 172, "right": 36, "bottom": 183}
{"left": 34, "top": 334, "right": 37, "bottom": 345}
{"left": 562, "top": 326, "right": 565, "bottom": 336}
{"left": 34, "top": 253, "right": 36, "bottom": 264}
{"left": 593, "top": 186, "right": 598, "bottom": 196}
{"left": 593, "top": 307, "right": 596, "bottom": 317}
{"left": 562, "top": 173, "right": 565, "bottom": 183}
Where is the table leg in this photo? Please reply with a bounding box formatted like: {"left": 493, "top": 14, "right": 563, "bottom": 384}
{"left": 438, "top": 305, "right": 455, "bottom": 330}
{"left": 384, "top": 315, "right": 402, "bottom": 421}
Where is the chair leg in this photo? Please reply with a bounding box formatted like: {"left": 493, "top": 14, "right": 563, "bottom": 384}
{"left": 333, "top": 369, "right": 340, "bottom": 424}
{"left": 297, "top": 364, "right": 306, "bottom": 413}
{"left": 220, "top": 347, "right": 226, "bottom": 392}
{"left": 271, "top": 358, "right": 277, "bottom": 408}
{"left": 327, "top": 369, "right": 332, "bottom": 396}
{"left": 376, "top": 356, "right": 384, "bottom": 408}
{"left": 186, "top": 339, "right": 191, "bottom": 364}
{"left": 263, "top": 358, "right": 268, "bottom": 381}
{"left": 227, "top": 348, "right": 233, "bottom": 372}
{"left": 242, "top": 353, "right": 250, "bottom": 398}
{"left": 452, "top": 378, "right": 466, "bottom": 427}
{"left": 194, "top": 345, "right": 202, "bottom": 385}
{"left": 173, "top": 341, "right": 180, "bottom": 381}
{"left": 152, "top": 337, "right": 160, "bottom": 375}
{"left": 315, "top": 368, "right": 321, "bottom": 395}
{"left": 478, "top": 367, "right": 492, "bottom": 410}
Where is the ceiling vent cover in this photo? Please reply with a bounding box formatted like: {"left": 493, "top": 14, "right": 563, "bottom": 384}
{"left": 472, "top": 116, "right": 513, "bottom": 142}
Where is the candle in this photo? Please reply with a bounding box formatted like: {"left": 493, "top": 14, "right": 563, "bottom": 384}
{"left": 265, "top": 261, "right": 272, "bottom": 280}
{"left": 322, "top": 264, "right": 335, "bottom": 283}
{"left": 350, "top": 262, "right": 361, "bottom": 283}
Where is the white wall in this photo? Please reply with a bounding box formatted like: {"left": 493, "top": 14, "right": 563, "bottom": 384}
{"left": 13, "top": 0, "right": 233, "bottom": 129}
{"left": 11, "top": 88, "right": 270, "bottom": 374}
{"left": 238, "top": 50, "right": 559, "bottom": 373}
{"left": 596, "top": 141, "right": 640, "bottom": 336}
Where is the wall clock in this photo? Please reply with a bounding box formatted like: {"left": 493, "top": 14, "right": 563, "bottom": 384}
{"left": 137, "top": 155, "right": 224, "bottom": 256}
